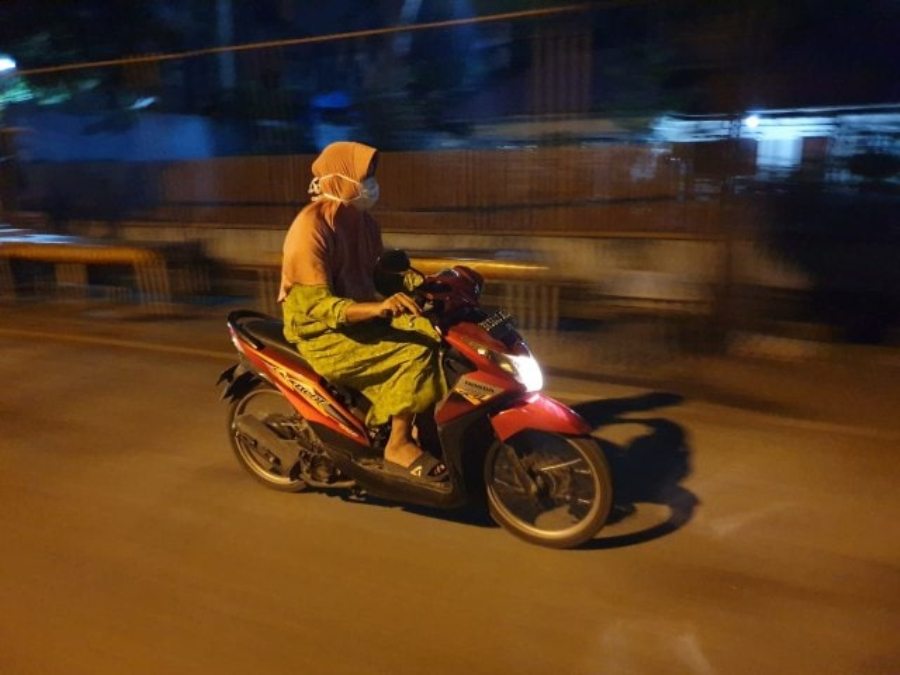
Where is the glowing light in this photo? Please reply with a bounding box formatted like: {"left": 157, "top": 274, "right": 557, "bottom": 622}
{"left": 512, "top": 354, "right": 544, "bottom": 392}
{"left": 0, "top": 56, "right": 17, "bottom": 73}
{"left": 130, "top": 96, "right": 158, "bottom": 110}
{"left": 744, "top": 114, "right": 761, "bottom": 129}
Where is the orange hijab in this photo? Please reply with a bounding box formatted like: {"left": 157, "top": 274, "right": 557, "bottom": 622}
{"left": 309, "top": 141, "right": 378, "bottom": 226}
{"left": 279, "top": 141, "right": 382, "bottom": 303}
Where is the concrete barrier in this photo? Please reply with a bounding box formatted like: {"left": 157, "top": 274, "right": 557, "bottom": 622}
{"left": 0, "top": 241, "right": 172, "bottom": 314}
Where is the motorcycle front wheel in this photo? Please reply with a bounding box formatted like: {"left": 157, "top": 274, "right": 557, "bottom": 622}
{"left": 485, "top": 432, "right": 612, "bottom": 549}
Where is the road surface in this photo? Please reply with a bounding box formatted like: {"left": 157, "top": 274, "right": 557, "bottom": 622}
{"left": 0, "top": 316, "right": 898, "bottom": 674}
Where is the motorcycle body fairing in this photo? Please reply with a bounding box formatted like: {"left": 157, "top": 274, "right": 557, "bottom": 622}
{"left": 489, "top": 393, "right": 592, "bottom": 441}
{"left": 438, "top": 321, "right": 590, "bottom": 439}
{"left": 223, "top": 300, "right": 591, "bottom": 508}
{"left": 229, "top": 324, "right": 369, "bottom": 445}
{"left": 435, "top": 321, "right": 526, "bottom": 424}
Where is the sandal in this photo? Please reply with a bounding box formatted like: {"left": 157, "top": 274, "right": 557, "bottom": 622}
{"left": 382, "top": 452, "right": 448, "bottom": 483}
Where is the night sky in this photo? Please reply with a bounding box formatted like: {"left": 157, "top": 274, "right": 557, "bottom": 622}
{"left": 1, "top": 0, "right": 898, "bottom": 113}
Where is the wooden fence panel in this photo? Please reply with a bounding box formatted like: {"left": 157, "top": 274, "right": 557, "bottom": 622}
{"left": 24, "top": 144, "right": 715, "bottom": 235}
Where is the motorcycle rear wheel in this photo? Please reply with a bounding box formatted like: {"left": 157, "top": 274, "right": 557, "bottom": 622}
{"left": 485, "top": 432, "right": 612, "bottom": 549}
{"left": 228, "top": 381, "right": 308, "bottom": 492}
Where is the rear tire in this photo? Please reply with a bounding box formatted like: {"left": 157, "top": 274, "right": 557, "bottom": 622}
{"left": 485, "top": 433, "right": 612, "bottom": 549}
{"left": 228, "top": 381, "right": 308, "bottom": 492}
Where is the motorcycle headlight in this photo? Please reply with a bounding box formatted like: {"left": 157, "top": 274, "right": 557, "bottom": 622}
{"left": 494, "top": 351, "right": 544, "bottom": 392}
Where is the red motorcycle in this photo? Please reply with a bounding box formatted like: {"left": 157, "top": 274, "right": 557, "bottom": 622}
{"left": 218, "top": 251, "right": 612, "bottom": 548}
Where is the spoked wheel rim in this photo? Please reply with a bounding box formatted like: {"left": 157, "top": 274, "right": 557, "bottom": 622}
{"left": 486, "top": 432, "right": 608, "bottom": 543}
{"left": 231, "top": 387, "right": 302, "bottom": 488}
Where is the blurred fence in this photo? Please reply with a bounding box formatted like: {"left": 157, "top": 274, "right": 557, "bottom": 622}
{"left": 7, "top": 123, "right": 900, "bottom": 352}
{"left": 2, "top": 1, "right": 899, "bottom": 356}
{"left": 18, "top": 144, "right": 724, "bottom": 235}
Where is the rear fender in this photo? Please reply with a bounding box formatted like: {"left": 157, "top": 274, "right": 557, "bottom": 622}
{"left": 218, "top": 364, "right": 261, "bottom": 404}
{"left": 489, "top": 393, "right": 591, "bottom": 442}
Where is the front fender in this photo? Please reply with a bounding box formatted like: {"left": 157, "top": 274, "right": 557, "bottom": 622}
{"left": 489, "top": 393, "right": 591, "bottom": 442}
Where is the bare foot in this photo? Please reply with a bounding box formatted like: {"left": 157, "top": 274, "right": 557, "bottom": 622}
{"left": 384, "top": 440, "right": 423, "bottom": 468}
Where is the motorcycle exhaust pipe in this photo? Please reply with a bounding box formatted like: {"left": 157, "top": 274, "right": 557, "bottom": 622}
{"left": 234, "top": 414, "right": 300, "bottom": 472}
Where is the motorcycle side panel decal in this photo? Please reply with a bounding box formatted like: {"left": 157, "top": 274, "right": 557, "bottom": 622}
{"left": 452, "top": 374, "right": 504, "bottom": 406}
{"left": 439, "top": 367, "right": 517, "bottom": 424}
{"left": 243, "top": 348, "right": 368, "bottom": 442}
{"left": 490, "top": 393, "right": 592, "bottom": 441}
{"left": 268, "top": 363, "right": 361, "bottom": 433}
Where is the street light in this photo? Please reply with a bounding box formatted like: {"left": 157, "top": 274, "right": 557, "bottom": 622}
{"left": 0, "top": 55, "right": 16, "bottom": 74}
{"left": 0, "top": 53, "right": 18, "bottom": 221}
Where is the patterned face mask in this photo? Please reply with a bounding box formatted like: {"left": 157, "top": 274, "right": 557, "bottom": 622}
{"left": 309, "top": 173, "right": 380, "bottom": 210}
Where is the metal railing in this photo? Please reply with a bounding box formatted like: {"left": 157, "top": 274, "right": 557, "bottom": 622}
{"left": 0, "top": 240, "right": 171, "bottom": 313}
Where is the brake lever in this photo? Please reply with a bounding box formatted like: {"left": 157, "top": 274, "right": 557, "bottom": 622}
{"left": 416, "top": 296, "right": 437, "bottom": 315}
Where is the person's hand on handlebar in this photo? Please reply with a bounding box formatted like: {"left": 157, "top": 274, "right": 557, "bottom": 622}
{"left": 379, "top": 292, "right": 421, "bottom": 318}
{"left": 343, "top": 292, "right": 422, "bottom": 324}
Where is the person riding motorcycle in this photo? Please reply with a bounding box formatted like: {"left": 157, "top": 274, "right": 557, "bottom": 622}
{"left": 279, "top": 141, "right": 448, "bottom": 482}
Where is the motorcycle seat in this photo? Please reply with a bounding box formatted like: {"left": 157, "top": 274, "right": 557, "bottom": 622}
{"left": 239, "top": 317, "right": 314, "bottom": 369}
{"left": 233, "top": 313, "right": 372, "bottom": 418}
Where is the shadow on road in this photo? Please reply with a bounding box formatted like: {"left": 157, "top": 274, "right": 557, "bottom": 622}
{"left": 336, "top": 492, "right": 496, "bottom": 529}
{"left": 335, "top": 392, "right": 699, "bottom": 546}
{"left": 574, "top": 392, "right": 700, "bottom": 550}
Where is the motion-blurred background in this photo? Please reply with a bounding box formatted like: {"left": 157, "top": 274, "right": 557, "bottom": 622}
{"left": 2, "top": 0, "right": 899, "bottom": 364}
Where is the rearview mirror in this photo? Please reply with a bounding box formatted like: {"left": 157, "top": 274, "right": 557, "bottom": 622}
{"left": 374, "top": 249, "right": 412, "bottom": 296}
{"left": 377, "top": 249, "right": 411, "bottom": 274}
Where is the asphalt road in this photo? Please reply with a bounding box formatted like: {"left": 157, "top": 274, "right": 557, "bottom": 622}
{"left": 1, "top": 319, "right": 898, "bottom": 675}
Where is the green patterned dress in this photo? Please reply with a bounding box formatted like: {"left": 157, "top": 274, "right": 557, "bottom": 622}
{"left": 282, "top": 284, "right": 447, "bottom": 427}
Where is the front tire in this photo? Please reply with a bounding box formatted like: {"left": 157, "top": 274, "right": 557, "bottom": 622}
{"left": 485, "top": 432, "right": 612, "bottom": 548}
{"left": 228, "top": 381, "right": 308, "bottom": 492}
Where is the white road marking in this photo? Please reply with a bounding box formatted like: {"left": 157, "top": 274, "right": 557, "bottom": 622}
{"left": 704, "top": 502, "right": 797, "bottom": 538}
{"left": 3, "top": 326, "right": 898, "bottom": 442}
{"left": 0, "top": 327, "right": 235, "bottom": 361}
